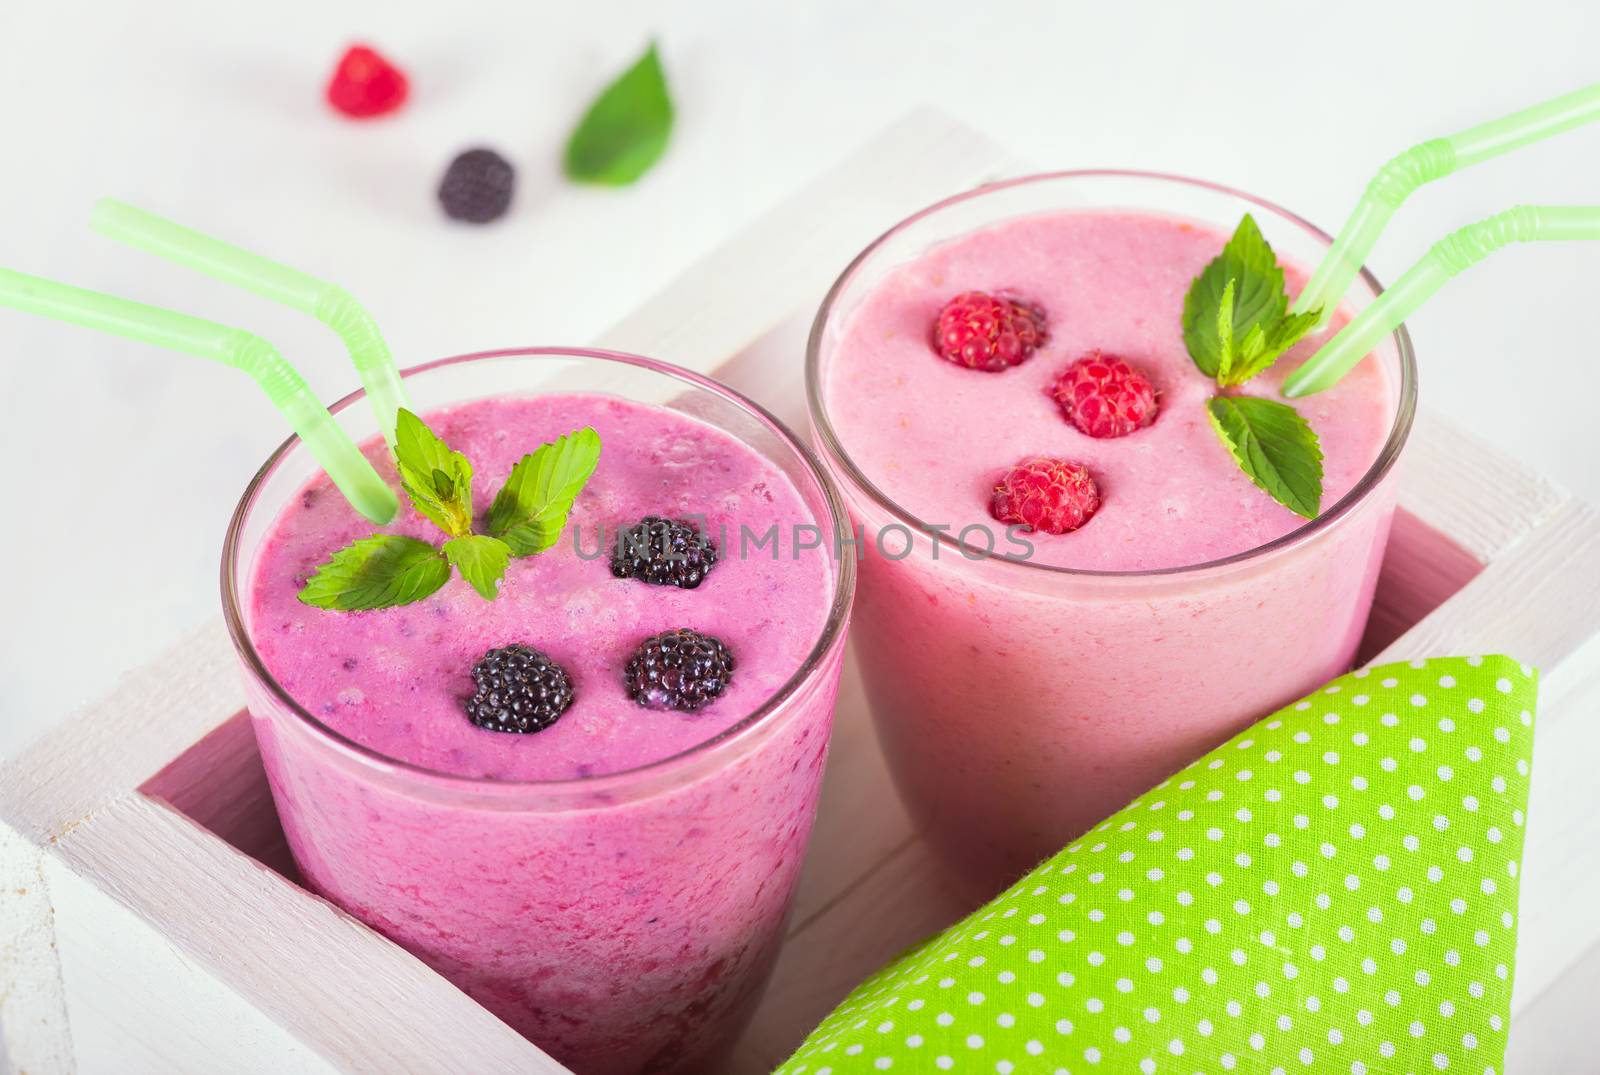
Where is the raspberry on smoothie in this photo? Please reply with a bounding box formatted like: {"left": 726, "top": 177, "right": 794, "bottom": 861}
{"left": 810, "top": 176, "right": 1408, "bottom": 899}
{"left": 1049, "top": 351, "right": 1160, "bottom": 439}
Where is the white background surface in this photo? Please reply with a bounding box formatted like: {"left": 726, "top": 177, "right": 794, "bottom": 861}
{"left": 2, "top": 4, "right": 1598, "bottom": 1071}
{"left": 1, "top": 4, "right": 1596, "bottom": 756}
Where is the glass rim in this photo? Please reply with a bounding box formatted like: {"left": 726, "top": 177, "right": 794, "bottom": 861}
{"left": 221, "top": 346, "right": 857, "bottom": 795}
{"left": 805, "top": 168, "right": 1420, "bottom": 580}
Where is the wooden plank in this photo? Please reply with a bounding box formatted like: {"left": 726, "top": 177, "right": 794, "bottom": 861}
{"left": 50, "top": 794, "right": 559, "bottom": 1073}
{"left": 0, "top": 821, "right": 74, "bottom": 1075}
{"left": 141, "top": 710, "right": 298, "bottom": 880}
{"left": 1506, "top": 937, "right": 1600, "bottom": 1073}
{"left": 1392, "top": 409, "right": 1566, "bottom": 564}
{"left": 1507, "top": 639, "right": 1600, "bottom": 1012}
{"left": 46, "top": 853, "right": 339, "bottom": 1075}
{"left": 0, "top": 621, "right": 240, "bottom": 846}
{"left": 1374, "top": 497, "right": 1600, "bottom": 670}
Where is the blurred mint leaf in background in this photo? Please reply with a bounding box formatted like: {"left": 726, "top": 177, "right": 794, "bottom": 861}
{"left": 564, "top": 42, "right": 675, "bottom": 186}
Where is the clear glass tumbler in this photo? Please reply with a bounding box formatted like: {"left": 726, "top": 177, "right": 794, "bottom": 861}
{"left": 807, "top": 173, "right": 1416, "bottom": 902}
{"left": 224, "top": 348, "right": 855, "bottom": 1074}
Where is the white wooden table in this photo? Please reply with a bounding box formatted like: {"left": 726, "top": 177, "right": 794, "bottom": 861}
{"left": 3, "top": 113, "right": 1599, "bottom": 1075}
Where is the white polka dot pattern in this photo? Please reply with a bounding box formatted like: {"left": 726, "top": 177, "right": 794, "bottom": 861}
{"left": 778, "top": 656, "right": 1536, "bottom": 1074}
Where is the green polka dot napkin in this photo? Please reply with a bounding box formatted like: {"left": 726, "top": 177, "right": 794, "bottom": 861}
{"left": 780, "top": 656, "right": 1537, "bottom": 1075}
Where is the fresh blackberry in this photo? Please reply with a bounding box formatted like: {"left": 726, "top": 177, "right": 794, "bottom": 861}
{"left": 610, "top": 516, "right": 719, "bottom": 589}
{"left": 463, "top": 644, "right": 574, "bottom": 733}
{"left": 438, "top": 148, "right": 515, "bottom": 224}
{"left": 624, "top": 629, "right": 735, "bottom": 712}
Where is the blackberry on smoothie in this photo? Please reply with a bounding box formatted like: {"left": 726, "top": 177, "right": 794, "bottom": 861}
{"left": 228, "top": 350, "right": 853, "bottom": 1075}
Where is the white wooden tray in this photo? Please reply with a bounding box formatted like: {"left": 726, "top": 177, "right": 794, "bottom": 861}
{"left": 5, "top": 111, "right": 1600, "bottom": 1075}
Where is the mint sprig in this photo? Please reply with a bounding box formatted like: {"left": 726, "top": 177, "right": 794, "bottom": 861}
{"left": 1183, "top": 215, "right": 1285, "bottom": 378}
{"left": 564, "top": 42, "right": 674, "bottom": 186}
{"left": 298, "top": 410, "right": 602, "bottom": 611}
{"left": 1184, "top": 214, "right": 1321, "bottom": 385}
{"left": 1182, "top": 214, "right": 1326, "bottom": 517}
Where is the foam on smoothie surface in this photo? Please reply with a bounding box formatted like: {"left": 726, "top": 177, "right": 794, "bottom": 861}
{"left": 249, "top": 393, "right": 832, "bottom": 781}
{"left": 824, "top": 210, "right": 1397, "bottom": 571}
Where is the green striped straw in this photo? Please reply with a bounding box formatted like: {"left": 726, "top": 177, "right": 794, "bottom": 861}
{"left": 0, "top": 267, "right": 398, "bottom": 524}
{"left": 1293, "top": 83, "right": 1600, "bottom": 323}
{"left": 1283, "top": 205, "right": 1600, "bottom": 397}
{"left": 90, "top": 199, "right": 410, "bottom": 446}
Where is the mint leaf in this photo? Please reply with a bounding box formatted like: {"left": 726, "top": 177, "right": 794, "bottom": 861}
{"left": 298, "top": 535, "right": 451, "bottom": 611}
{"left": 443, "top": 534, "right": 512, "bottom": 600}
{"left": 1236, "top": 323, "right": 1268, "bottom": 371}
{"left": 1214, "top": 278, "right": 1236, "bottom": 384}
{"left": 564, "top": 42, "right": 674, "bottom": 186}
{"left": 485, "top": 427, "right": 602, "bottom": 557}
{"left": 393, "top": 408, "right": 474, "bottom": 538}
{"left": 1219, "top": 308, "right": 1321, "bottom": 387}
{"left": 1206, "top": 395, "right": 1324, "bottom": 519}
{"left": 1182, "top": 214, "right": 1287, "bottom": 379}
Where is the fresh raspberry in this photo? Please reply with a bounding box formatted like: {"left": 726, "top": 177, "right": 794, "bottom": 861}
{"left": 989, "top": 456, "right": 1100, "bottom": 535}
{"left": 326, "top": 45, "right": 410, "bottom": 119}
{"left": 932, "top": 291, "right": 1048, "bottom": 371}
{"left": 1050, "top": 352, "right": 1158, "bottom": 438}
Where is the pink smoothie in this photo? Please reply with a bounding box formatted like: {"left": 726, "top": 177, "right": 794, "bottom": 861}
{"left": 815, "top": 203, "right": 1406, "bottom": 900}
{"left": 241, "top": 390, "right": 843, "bottom": 1074}
{"left": 250, "top": 393, "right": 831, "bottom": 780}
{"left": 824, "top": 211, "right": 1394, "bottom": 570}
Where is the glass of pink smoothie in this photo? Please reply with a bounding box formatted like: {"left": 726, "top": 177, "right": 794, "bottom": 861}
{"left": 223, "top": 348, "right": 854, "bottom": 1074}
{"left": 809, "top": 172, "right": 1417, "bottom": 902}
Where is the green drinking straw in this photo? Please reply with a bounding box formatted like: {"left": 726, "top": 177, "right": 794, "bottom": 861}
{"left": 1293, "top": 83, "right": 1600, "bottom": 323}
{"left": 1283, "top": 204, "right": 1600, "bottom": 398}
{"left": 0, "top": 267, "right": 398, "bottom": 524}
{"left": 89, "top": 199, "right": 410, "bottom": 446}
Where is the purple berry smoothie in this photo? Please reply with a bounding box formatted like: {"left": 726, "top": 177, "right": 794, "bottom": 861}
{"left": 809, "top": 174, "right": 1413, "bottom": 900}
{"left": 228, "top": 352, "right": 851, "bottom": 1075}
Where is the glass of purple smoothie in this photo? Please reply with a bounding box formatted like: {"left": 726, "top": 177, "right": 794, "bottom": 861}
{"left": 808, "top": 172, "right": 1417, "bottom": 902}
{"left": 223, "top": 347, "right": 855, "bottom": 1075}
